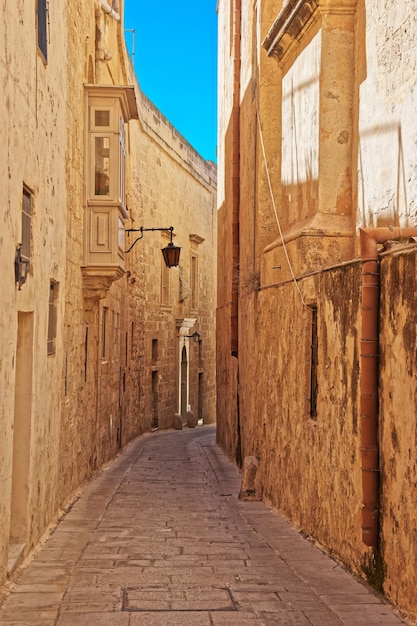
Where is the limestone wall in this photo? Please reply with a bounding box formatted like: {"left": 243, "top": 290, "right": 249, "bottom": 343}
{"left": 1, "top": 0, "right": 216, "bottom": 594}
{"left": 0, "top": 0, "right": 68, "bottom": 579}
{"left": 217, "top": 0, "right": 417, "bottom": 620}
{"left": 126, "top": 87, "right": 217, "bottom": 430}
{"left": 379, "top": 248, "right": 417, "bottom": 617}
{"left": 358, "top": 1, "right": 417, "bottom": 228}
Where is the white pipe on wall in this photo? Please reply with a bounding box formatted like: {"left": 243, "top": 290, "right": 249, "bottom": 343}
{"left": 99, "top": 0, "right": 120, "bottom": 21}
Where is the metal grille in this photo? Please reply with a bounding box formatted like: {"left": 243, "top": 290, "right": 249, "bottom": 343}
{"left": 21, "top": 187, "right": 32, "bottom": 262}
{"left": 37, "top": 0, "right": 48, "bottom": 61}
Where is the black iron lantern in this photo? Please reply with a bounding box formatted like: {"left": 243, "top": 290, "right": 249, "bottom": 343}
{"left": 15, "top": 244, "right": 30, "bottom": 290}
{"left": 125, "top": 225, "right": 181, "bottom": 268}
{"left": 186, "top": 331, "right": 201, "bottom": 343}
{"left": 161, "top": 240, "right": 181, "bottom": 268}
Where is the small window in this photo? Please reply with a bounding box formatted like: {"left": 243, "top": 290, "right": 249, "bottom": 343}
{"left": 101, "top": 307, "right": 108, "bottom": 359}
{"left": 21, "top": 186, "right": 32, "bottom": 266}
{"left": 151, "top": 370, "right": 159, "bottom": 430}
{"left": 161, "top": 263, "right": 170, "bottom": 305}
{"left": 84, "top": 326, "right": 89, "bottom": 382}
{"left": 119, "top": 117, "right": 126, "bottom": 206}
{"left": 94, "top": 137, "right": 111, "bottom": 195}
{"left": 113, "top": 311, "right": 120, "bottom": 348}
{"left": 37, "top": 0, "right": 48, "bottom": 62}
{"left": 95, "top": 110, "right": 110, "bottom": 127}
{"left": 309, "top": 305, "right": 318, "bottom": 419}
{"left": 152, "top": 339, "right": 159, "bottom": 363}
{"left": 47, "top": 281, "right": 58, "bottom": 355}
{"left": 191, "top": 255, "right": 198, "bottom": 309}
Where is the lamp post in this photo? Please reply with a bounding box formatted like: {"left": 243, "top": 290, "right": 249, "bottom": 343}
{"left": 125, "top": 226, "right": 181, "bottom": 268}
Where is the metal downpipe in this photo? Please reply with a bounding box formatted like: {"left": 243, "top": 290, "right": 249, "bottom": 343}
{"left": 360, "top": 227, "right": 417, "bottom": 547}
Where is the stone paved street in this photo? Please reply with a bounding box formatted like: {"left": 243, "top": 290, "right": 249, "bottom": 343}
{"left": 0, "top": 426, "right": 411, "bottom": 626}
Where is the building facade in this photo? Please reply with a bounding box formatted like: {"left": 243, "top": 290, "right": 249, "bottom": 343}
{"left": 217, "top": 0, "right": 417, "bottom": 620}
{"left": 0, "top": 0, "right": 216, "bottom": 592}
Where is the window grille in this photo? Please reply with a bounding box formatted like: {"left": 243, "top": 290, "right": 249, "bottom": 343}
{"left": 309, "top": 305, "right": 318, "bottom": 419}
{"left": 21, "top": 187, "right": 32, "bottom": 265}
{"left": 101, "top": 307, "right": 108, "bottom": 359}
{"left": 37, "top": 0, "right": 48, "bottom": 61}
{"left": 47, "top": 281, "right": 58, "bottom": 355}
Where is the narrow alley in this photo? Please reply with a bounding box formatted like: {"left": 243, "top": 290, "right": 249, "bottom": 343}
{"left": 0, "top": 426, "right": 410, "bottom": 626}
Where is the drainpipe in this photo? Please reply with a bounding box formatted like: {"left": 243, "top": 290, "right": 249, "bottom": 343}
{"left": 98, "top": 0, "right": 120, "bottom": 21}
{"left": 360, "top": 226, "right": 417, "bottom": 547}
{"left": 231, "top": 0, "right": 241, "bottom": 357}
{"left": 95, "top": 1, "right": 118, "bottom": 82}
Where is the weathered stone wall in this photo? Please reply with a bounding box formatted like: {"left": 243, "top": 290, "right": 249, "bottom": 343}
{"left": 379, "top": 248, "right": 417, "bottom": 617}
{"left": 0, "top": 0, "right": 68, "bottom": 578}
{"left": 56, "top": 1, "right": 133, "bottom": 504}
{"left": 1, "top": 0, "right": 216, "bottom": 595}
{"left": 242, "top": 265, "right": 363, "bottom": 566}
{"left": 216, "top": 192, "right": 239, "bottom": 462}
{"left": 358, "top": 1, "right": 417, "bottom": 228}
{"left": 217, "top": 0, "right": 417, "bottom": 620}
{"left": 126, "top": 89, "right": 217, "bottom": 430}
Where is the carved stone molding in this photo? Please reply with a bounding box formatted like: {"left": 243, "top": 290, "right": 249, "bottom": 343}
{"left": 189, "top": 234, "right": 205, "bottom": 245}
{"left": 263, "top": 0, "right": 356, "bottom": 64}
{"left": 263, "top": 0, "right": 319, "bottom": 62}
{"left": 82, "top": 267, "right": 124, "bottom": 310}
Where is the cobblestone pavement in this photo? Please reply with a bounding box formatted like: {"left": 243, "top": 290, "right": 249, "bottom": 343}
{"left": 0, "top": 426, "right": 412, "bottom": 626}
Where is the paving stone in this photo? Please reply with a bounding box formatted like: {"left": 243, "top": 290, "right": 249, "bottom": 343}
{"left": 0, "top": 426, "right": 412, "bottom": 626}
{"left": 0, "top": 616, "right": 57, "bottom": 625}
{"left": 210, "top": 614, "right": 262, "bottom": 625}
{"left": 0, "top": 592, "right": 63, "bottom": 612}
{"left": 56, "top": 612, "right": 129, "bottom": 625}
{"left": 128, "top": 611, "right": 212, "bottom": 625}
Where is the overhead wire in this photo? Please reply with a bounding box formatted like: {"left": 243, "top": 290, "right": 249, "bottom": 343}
{"left": 255, "top": 97, "right": 307, "bottom": 307}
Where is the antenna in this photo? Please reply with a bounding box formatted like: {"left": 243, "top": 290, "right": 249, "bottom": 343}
{"left": 124, "top": 28, "right": 136, "bottom": 65}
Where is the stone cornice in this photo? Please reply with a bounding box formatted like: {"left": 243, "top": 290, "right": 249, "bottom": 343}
{"left": 263, "top": 0, "right": 319, "bottom": 62}
{"left": 262, "top": 0, "right": 356, "bottom": 64}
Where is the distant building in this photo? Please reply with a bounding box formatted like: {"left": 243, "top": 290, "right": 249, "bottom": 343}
{"left": 217, "top": 0, "right": 417, "bottom": 620}
{"left": 0, "top": 0, "right": 216, "bottom": 590}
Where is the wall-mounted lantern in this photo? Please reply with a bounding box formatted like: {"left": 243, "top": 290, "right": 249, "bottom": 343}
{"left": 186, "top": 331, "right": 201, "bottom": 343}
{"left": 15, "top": 244, "right": 30, "bottom": 290}
{"left": 125, "top": 226, "right": 181, "bottom": 268}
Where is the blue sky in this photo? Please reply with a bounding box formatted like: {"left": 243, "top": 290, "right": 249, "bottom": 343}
{"left": 123, "top": 1, "right": 218, "bottom": 163}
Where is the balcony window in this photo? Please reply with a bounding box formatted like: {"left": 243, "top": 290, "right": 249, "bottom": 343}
{"left": 94, "top": 137, "right": 110, "bottom": 196}
{"left": 82, "top": 85, "right": 138, "bottom": 284}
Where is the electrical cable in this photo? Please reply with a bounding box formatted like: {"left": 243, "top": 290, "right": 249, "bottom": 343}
{"left": 255, "top": 97, "right": 307, "bottom": 307}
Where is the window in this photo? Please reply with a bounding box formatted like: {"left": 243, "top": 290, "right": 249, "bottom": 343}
{"left": 94, "top": 137, "right": 110, "bottom": 196}
{"left": 309, "top": 305, "right": 318, "bottom": 419}
{"left": 151, "top": 371, "right": 159, "bottom": 429}
{"left": 152, "top": 339, "right": 159, "bottom": 363}
{"left": 191, "top": 255, "right": 198, "bottom": 309}
{"left": 47, "top": 281, "right": 58, "bottom": 355}
{"left": 83, "top": 86, "right": 137, "bottom": 275}
{"left": 161, "top": 263, "right": 170, "bottom": 305}
{"left": 37, "top": 0, "right": 48, "bottom": 61}
{"left": 21, "top": 186, "right": 32, "bottom": 268}
{"left": 101, "top": 307, "right": 108, "bottom": 359}
{"left": 84, "top": 326, "right": 89, "bottom": 382}
{"left": 113, "top": 311, "right": 120, "bottom": 349}
{"left": 119, "top": 117, "right": 126, "bottom": 205}
{"left": 88, "top": 100, "right": 127, "bottom": 209}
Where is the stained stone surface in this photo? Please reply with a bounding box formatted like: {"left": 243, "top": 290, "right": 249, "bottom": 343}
{"left": 0, "top": 426, "right": 411, "bottom": 626}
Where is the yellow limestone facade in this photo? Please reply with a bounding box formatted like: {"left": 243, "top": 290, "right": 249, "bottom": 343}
{"left": 0, "top": 0, "right": 216, "bottom": 592}
{"left": 217, "top": 0, "right": 417, "bottom": 620}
